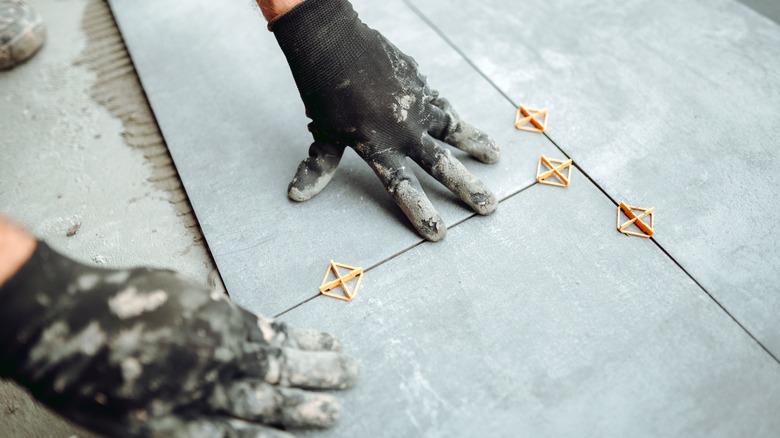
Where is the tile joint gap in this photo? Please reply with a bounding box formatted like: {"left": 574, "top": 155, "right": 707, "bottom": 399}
{"left": 402, "top": 0, "right": 518, "bottom": 108}
{"left": 274, "top": 294, "right": 319, "bottom": 318}
{"left": 273, "top": 182, "right": 538, "bottom": 318}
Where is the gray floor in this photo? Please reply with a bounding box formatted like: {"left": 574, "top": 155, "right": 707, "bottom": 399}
{"left": 739, "top": 0, "right": 780, "bottom": 24}
{"left": 105, "top": 0, "right": 780, "bottom": 435}
{"left": 286, "top": 170, "right": 780, "bottom": 437}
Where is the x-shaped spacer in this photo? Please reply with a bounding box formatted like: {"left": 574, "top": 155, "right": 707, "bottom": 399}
{"left": 319, "top": 261, "right": 363, "bottom": 301}
{"left": 617, "top": 202, "right": 655, "bottom": 238}
{"left": 515, "top": 105, "right": 549, "bottom": 133}
{"left": 536, "top": 155, "right": 573, "bottom": 187}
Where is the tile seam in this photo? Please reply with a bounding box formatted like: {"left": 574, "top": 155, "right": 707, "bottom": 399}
{"left": 274, "top": 182, "right": 538, "bottom": 318}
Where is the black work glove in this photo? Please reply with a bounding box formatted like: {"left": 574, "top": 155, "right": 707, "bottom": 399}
{"left": 272, "top": 0, "right": 500, "bottom": 241}
{"left": 0, "top": 242, "right": 358, "bottom": 438}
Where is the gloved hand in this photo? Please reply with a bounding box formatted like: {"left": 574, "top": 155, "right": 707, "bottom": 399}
{"left": 0, "top": 242, "right": 358, "bottom": 438}
{"left": 272, "top": 0, "right": 500, "bottom": 241}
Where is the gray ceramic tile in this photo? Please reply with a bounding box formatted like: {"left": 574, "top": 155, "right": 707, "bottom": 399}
{"left": 107, "top": 0, "right": 559, "bottom": 316}
{"left": 282, "top": 168, "right": 780, "bottom": 437}
{"left": 409, "top": 0, "right": 780, "bottom": 355}
{"left": 738, "top": 0, "right": 780, "bottom": 25}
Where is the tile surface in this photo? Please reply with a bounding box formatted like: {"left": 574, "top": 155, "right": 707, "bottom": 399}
{"left": 283, "top": 170, "right": 780, "bottom": 437}
{"left": 108, "top": 0, "right": 559, "bottom": 316}
{"left": 410, "top": 0, "right": 780, "bottom": 354}
{"left": 738, "top": 0, "right": 780, "bottom": 24}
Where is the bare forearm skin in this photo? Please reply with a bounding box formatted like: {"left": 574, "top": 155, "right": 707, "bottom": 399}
{"left": 0, "top": 216, "right": 36, "bottom": 286}
{"left": 256, "top": 0, "right": 306, "bottom": 25}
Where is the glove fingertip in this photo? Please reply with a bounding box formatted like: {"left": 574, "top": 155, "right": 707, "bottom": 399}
{"left": 477, "top": 136, "right": 501, "bottom": 164}
{"left": 288, "top": 182, "right": 315, "bottom": 202}
{"left": 421, "top": 220, "right": 447, "bottom": 242}
{"left": 337, "top": 355, "right": 361, "bottom": 389}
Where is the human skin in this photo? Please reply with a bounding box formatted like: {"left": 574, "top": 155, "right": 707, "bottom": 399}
{"left": 0, "top": 216, "right": 36, "bottom": 284}
{"left": 256, "top": 0, "right": 305, "bottom": 23}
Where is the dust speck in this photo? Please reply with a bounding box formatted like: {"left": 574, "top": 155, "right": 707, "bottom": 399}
{"left": 66, "top": 221, "right": 81, "bottom": 237}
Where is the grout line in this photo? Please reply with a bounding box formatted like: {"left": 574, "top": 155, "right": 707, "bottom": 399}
{"left": 402, "top": 0, "right": 519, "bottom": 108}
{"left": 648, "top": 237, "right": 780, "bottom": 364}
{"left": 275, "top": 293, "right": 319, "bottom": 318}
{"left": 403, "top": 0, "right": 780, "bottom": 365}
{"left": 275, "top": 181, "right": 539, "bottom": 318}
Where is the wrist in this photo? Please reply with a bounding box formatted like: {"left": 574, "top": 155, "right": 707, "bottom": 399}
{"left": 257, "top": 0, "right": 306, "bottom": 25}
{"left": 272, "top": 0, "right": 375, "bottom": 94}
{"left": 0, "top": 241, "right": 88, "bottom": 379}
{"left": 0, "top": 218, "right": 37, "bottom": 287}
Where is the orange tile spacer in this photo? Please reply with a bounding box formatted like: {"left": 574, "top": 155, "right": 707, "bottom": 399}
{"left": 617, "top": 202, "right": 655, "bottom": 238}
{"left": 536, "top": 155, "right": 573, "bottom": 187}
{"left": 515, "top": 105, "right": 548, "bottom": 133}
{"left": 319, "top": 261, "right": 363, "bottom": 301}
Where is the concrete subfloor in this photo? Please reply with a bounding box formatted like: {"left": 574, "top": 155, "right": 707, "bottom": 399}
{"left": 2, "top": 0, "right": 780, "bottom": 436}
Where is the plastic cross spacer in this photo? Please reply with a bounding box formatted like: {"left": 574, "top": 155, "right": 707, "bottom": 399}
{"left": 536, "top": 155, "right": 573, "bottom": 187}
{"left": 319, "top": 261, "right": 363, "bottom": 301}
{"left": 617, "top": 202, "right": 655, "bottom": 238}
{"left": 515, "top": 105, "right": 549, "bottom": 133}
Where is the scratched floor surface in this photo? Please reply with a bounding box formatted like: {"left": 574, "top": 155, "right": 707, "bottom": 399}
{"left": 109, "top": 0, "right": 780, "bottom": 435}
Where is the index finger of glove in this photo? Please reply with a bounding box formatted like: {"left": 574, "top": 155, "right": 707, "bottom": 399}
{"left": 354, "top": 143, "right": 447, "bottom": 241}
{"left": 147, "top": 416, "right": 294, "bottom": 438}
{"left": 408, "top": 135, "right": 498, "bottom": 216}
{"left": 241, "top": 308, "right": 343, "bottom": 352}
{"left": 239, "top": 346, "right": 359, "bottom": 390}
{"left": 213, "top": 379, "right": 341, "bottom": 429}
{"left": 426, "top": 94, "right": 500, "bottom": 164}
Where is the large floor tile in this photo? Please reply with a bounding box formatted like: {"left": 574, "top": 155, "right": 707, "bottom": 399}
{"left": 283, "top": 169, "right": 780, "bottom": 437}
{"left": 409, "top": 0, "right": 780, "bottom": 354}
{"left": 108, "top": 0, "right": 559, "bottom": 315}
{"left": 738, "top": 0, "right": 780, "bottom": 24}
